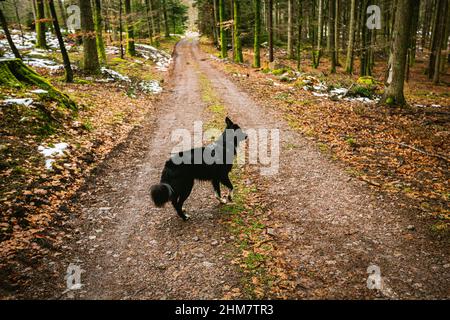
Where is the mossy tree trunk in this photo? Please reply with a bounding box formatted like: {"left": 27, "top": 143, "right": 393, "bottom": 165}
{"left": 0, "top": 59, "right": 76, "bottom": 109}
{"left": 233, "top": 0, "right": 243, "bottom": 63}
{"left": 94, "top": 0, "right": 106, "bottom": 63}
{"left": 253, "top": 0, "right": 261, "bottom": 68}
{"left": 381, "top": 0, "right": 413, "bottom": 106}
{"left": 35, "top": 0, "right": 47, "bottom": 49}
{"left": 0, "top": 8, "right": 22, "bottom": 59}
{"left": 287, "top": 0, "right": 293, "bottom": 59}
{"left": 80, "top": 0, "right": 100, "bottom": 73}
{"left": 124, "top": 0, "right": 136, "bottom": 56}
{"left": 218, "top": 0, "right": 227, "bottom": 59}
{"left": 48, "top": 0, "right": 73, "bottom": 82}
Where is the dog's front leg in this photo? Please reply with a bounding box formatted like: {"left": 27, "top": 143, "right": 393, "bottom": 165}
{"left": 213, "top": 180, "right": 226, "bottom": 204}
{"left": 221, "top": 176, "right": 234, "bottom": 202}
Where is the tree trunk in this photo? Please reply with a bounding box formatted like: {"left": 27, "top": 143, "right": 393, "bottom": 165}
{"left": 57, "top": 0, "right": 67, "bottom": 29}
{"left": 35, "top": 0, "right": 47, "bottom": 48}
{"left": 124, "top": 0, "right": 136, "bottom": 55}
{"left": 48, "top": 0, "right": 73, "bottom": 82}
{"left": 162, "top": 0, "right": 170, "bottom": 38}
{"left": 0, "top": 59, "right": 76, "bottom": 109}
{"left": 94, "top": 0, "right": 106, "bottom": 63}
{"left": 335, "top": 0, "right": 340, "bottom": 66}
{"left": 296, "top": 0, "right": 302, "bottom": 70}
{"left": 119, "top": 0, "right": 124, "bottom": 58}
{"left": 253, "top": 0, "right": 261, "bottom": 68}
{"left": 382, "top": 0, "right": 413, "bottom": 106}
{"left": 287, "top": 0, "right": 293, "bottom": 59}
{"left": 233, "top": 0, "right": 243, "bottom": 63}
{"left": 145, "top": 0, "right": 155, "bottom": 45}
{"left": 0, "top": 8, "right": 22, "bottom": 59}
{"left": 329, "top": 0, "right": 336, "bottom": 73}
{"left": 268, "top": 0, "right": 274, "bottom": 62}
{"left": 345, "top": 0, "right": 356, "bottom": 73}
{"left": 212, "top": 0, "right": 219, "bottom": 47}
{"left": 432, "top": 0, "right": 448, "bottom": 83}
{"left": 218, "top": 0, "right": 227, "bottom": 58}
{"left": 80, "top": 0, "right": 100, "bottom": 73}
{"left": 314, "top": 0, "right": 323, "bottom": 68}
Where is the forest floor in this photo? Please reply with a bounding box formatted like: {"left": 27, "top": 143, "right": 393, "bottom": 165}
{"left": 1, "top": 34, "right": 449, "bottom": 299}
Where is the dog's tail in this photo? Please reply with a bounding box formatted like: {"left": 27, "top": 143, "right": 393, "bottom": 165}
{"left": 150, "top": 183, "right": 172, "bottom": 207}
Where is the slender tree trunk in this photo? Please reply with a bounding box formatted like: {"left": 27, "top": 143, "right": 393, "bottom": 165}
{"left": 162, "top": 0, "right": 170, "bottom": 38}
{"left": 382, "top": 0, "right": 413, "bottom": 106}
{"left": 287, "top": 0, "right": 293, "bottom": 59}
{"left": 119, "top": 0, "right": 124, "bottom": 58}
{"left": 94, "top": 0, "right": 106, "bottom": 63}
{"left": 57, "top": 0, "right": 67, "bottom": 29}
{"left": 296, "top": 0, "right": 302, "bottom": 70}
{"left": 218, "top": 0, "right": 227, "bottom": 58}
{"left": 0, "top": 8, "right": 22, "bottom": 59}
{"left": 145, "top": 0, "right": 154, "bottom": 45}
{"left": 345, "top": 0, "right": 356, "bottom": 73}
{"left": 253, "top": 0, "right": 261, "bottom": 67}
{"left": 213, "top": 0, "right": 219, "bottom": 46}
{"left": 12, "top": 0, "right": 25, "bottom": 45}
{"left": 80, "top": 0, "right": 100, "bottom": 73}
{"left": 329, "top": 0, "right": 336, "bottom": 73}
{"left": 268, "top": 0, "right": 274, "bottom": 62}
{"left": 233, "top": 0, "right": 243, "bottom": 63}
{"left": 335, "top": 0, "right": 340, "bottom": 66}
{"left": 124, "top": 0, "right": 136, "bottom": 55}
{"left": 35, "top": 0, "right": 47, "bottom": 48}
{"left": 314, "top": 0, "right": 323, "bottom": 68}
{"left": 432, "top": 0, "right": 448, "bottom": 83}
{"left": 48, "top": 0, "right": 73, "bottom": 82}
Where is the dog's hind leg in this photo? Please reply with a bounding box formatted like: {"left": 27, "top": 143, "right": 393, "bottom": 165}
{"left": 212, "top": 179, "right": 226, "bottom": 204}
{"left": 221, "top": 175, "right": 234, "bottom": 202}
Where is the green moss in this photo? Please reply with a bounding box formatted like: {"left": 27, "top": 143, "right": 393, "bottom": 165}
{"left": 0, "top": 59, "right": 76, "bottom": 110}
{"left": 357, "top": 76, "right": 376, "bottom": 86}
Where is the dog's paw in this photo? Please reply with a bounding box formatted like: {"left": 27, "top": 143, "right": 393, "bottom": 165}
{"left": 219, "top": 197, "right": 227, "bottom": 204}
{"left": 182, "top": 213, "right": 191, "bottom": 221}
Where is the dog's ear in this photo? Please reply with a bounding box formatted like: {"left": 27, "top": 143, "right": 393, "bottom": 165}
{"left": 225, "top": 116, "right": 233, "bottom": 128}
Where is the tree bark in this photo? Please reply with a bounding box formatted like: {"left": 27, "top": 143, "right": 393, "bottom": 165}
{"left": 268, "top": 0, "right": 274, "bottom": 62}
{"left": 296, "top": 0, "right": 302, "bottom": 70}
{"left": 233, "top": 0, "right": 243, "bottom": 63}
{"left": 0, "top": 8, "right": 22, "bottom": 59}
{"left": 94, "top": 0, "right": 106, "bottom": 63}
{"left": 162, "top": 0, "right": 170, "bottom": 38}
{"left": 287, "top": 0, "right": 293, "bottom": 59}
{"left": 382, "top": 0, "right": 413, "bottom": 106}
{"left": 218, "top": 0, "right": 227, "bottom": 58}
{"left": 345, "top": 0, "right": 356, "bottom": 73}
{"left": 80, "top": 0, "right": 100, "bottom": 73}
{"left": 35, "top": 0, "right": 47, "bottom": 48}
{"left": 124, "top": 0, "right": 136, "bottom": 55}
{"left": 253, "top": 0, "right": 261, "bottom": 68}
{"left": 329, "top": 0, "right": 336, "bottom": 73}
{"left": 48, "top": 0, "right": 73, "bottom": 82}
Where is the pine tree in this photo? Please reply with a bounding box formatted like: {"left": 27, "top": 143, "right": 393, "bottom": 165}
{"left": 80, "top": 0, "right": 100, "bottom": 73}
{"left": 233, "top": 0, "right": 243, "bottom": 63}
{"left": 94, "top": 0, "right": 106, "bottom": 63}
{"left": 125, "top": 0, "right": 136, "bottom": 56}
{"left": 253, "top": 0, "right": 261, "bottom": 68}
{"left": 35, "top": 0, "right": 47, "bottom": 48}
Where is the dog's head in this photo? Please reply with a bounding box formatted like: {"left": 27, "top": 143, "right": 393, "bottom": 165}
{"left": 225, "top": 116, "right": 247, "bottom": 148}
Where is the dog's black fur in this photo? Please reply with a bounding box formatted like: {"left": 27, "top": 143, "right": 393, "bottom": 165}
{"left": 150, "top": 117, "right": 247, "bottom": 220}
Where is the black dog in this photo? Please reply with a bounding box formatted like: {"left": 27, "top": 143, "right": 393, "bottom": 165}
{"left": 150, "top": 117, "right": 247, "bottom": 220}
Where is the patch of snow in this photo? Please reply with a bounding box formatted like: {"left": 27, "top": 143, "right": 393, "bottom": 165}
{"left": 138, "top": 80, "right": 162, "bottom": 94}
{"left": 30, "top": 89, "right": 48, "bottom": 94}
{"left": 4, "top": 98, "right": 34, "bottom": 106}
{"left": 101, "top": 67, "right": 131, "bottom": 83}
{"left": 135, "top": 44, "right": 172, "bottom": 72}
{"left": 38, "top": 143, "right": 69, "bottom": 170}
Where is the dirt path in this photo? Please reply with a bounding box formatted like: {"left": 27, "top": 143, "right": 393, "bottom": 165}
{"left": 52, "top": 37, "right": 449, "bottom": 300}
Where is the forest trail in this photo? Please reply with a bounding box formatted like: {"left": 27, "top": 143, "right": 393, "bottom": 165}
{"left": 58, "top": 36, "right": 449, "bottom": 299}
